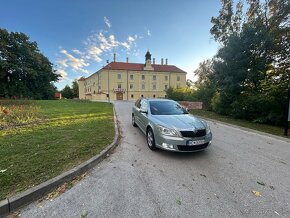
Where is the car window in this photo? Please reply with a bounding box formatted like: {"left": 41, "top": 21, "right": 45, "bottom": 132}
{"left": 140, "top": 99, "right": 148, "bottom": 111}
{"left": 135, "top": 99, "right": 141, "bottom": 108}
{"left": 150, "top": 101, "right": 188, "bottom": 115}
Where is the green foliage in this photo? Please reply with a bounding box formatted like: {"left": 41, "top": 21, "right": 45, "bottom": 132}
{"left": 0, "top": 28, "right": 59, "bottom": 99}
{"left": 165, "top": 87, "right": 198, "bottom": 102}
{"left": 193, "top": 59, "right": 216, "bottom": 109}
{"left": 195, "top": 0, "right": 290, "bottom": 126}
{"left": 61, "top": 85, "right": 74, "bottom": 99}
{"left": 72, "top": 80, "right": 79, "bottom": 98}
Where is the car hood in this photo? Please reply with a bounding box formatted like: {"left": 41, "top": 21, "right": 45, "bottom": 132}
{"left": 152, "top": 114, "right": 206, "bottom": 130}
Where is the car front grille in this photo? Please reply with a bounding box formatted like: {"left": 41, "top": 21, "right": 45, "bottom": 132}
{"left": 180, "top": 129, "right": 206, "bottom": 138}
{"left": 177, "top": 143, "right": 209, "bottom": 151}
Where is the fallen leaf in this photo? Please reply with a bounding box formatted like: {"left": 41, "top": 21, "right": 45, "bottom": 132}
{"left": 80, "top": 210, "right": 88, "bottom": 218}
{"left": 200, "top": 174, "right": 206, "bottom": 178}
{"left": 252, "top": 190, "right": 261, "bottom": 197}
{"left": 176, "top": 199, "right": 181, "bottom": 205}
{"left": 0, "top": 169, "right": 7, "bottom": 173}
{"left": 257, "top": 181, "right": 266, "bottom": 186}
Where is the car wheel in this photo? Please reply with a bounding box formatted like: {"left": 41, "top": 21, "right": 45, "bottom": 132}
{"left": 132, "top": 114, "right": 137, "bottom": 127}
{"left": 147, "top": 128, "right": 157, "bottom": 151}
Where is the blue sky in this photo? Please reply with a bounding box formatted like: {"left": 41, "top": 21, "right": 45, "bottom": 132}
{"left": 0, "top": 0, "right": 221, "bottom": 90}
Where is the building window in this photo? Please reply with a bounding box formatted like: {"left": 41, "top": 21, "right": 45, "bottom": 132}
{"left": 165, "top": 75, "right": 168, "bottom": 81}
{"left": 130, "top": 84, "right": 133, "bottom": 89}
{"left": 142, "top": 75, "right": 145, "bottom": 80}
{"left": 118, "top": 84, "right": 122, "bottom": 88}
{"left": 153, "top": 75, "right": 156, "bottom": 80}
{"left": 164, "top": 85, "right": 168, "bottom": 90}
{"left": 153, "top": 84, "right": 156, "bottom": 90}
{"left": 142, "top": 84, "right": 145, "bottom": 90}
{"left": 130, "top": 74, "right": 134, "bottom": 80}
{"left": 99, "top": 85, "right": 101, "bottom": 90}
{"left": 177, "top": 76, "right": 180, "bottom": 81}
{"left": 153, "top": 94, "right": 156, "bottom": 98}
{"left": 131, "top": 94, "right": 134, "bottom": 98}
{"left": 118, "top": 73, "right": 121, "bottom": 80}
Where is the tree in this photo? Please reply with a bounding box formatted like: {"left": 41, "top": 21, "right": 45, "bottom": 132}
{"left": 210, "top": 0, "right": 235, "bottom": 43}
{"left": 71, "top": 80, "right": 79, "bottom": 98}
{"left": 204, "top": 0, "right": 290, "bottom": 124}
{"left": 0, "top": 28, "right": 59, "bottom": 99}
{"left": 61, "top": 85, "right": 73, "bottom": 99}
{"left": 186, "top": 79, "right": 194, "bottom": 89}
{"left": 193, "top": 59, "right": 216, "bottom": 109}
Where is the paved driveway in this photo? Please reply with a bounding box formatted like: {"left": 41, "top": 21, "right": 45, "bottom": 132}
{"left": 20, "top": 101, "right": 290, "bottom": 218}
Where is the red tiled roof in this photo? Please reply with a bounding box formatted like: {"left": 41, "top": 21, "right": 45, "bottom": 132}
{"left": 102, "top": 62, "right": 186, "bottom": 73}
{"left": 78, "top": 77, "right": 86, "bottom": 81}
{"left": 55, "top": 92, "right": 62, "bottom": 98}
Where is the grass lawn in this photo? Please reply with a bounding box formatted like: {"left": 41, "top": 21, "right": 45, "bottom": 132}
{"left": 190, "top": 109, "right": 289, "bottom": 139}
{"left": 0, "top": 100, "right": 115, "bottom": 200}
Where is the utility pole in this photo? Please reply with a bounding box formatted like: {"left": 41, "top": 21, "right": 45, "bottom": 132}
{"left": 284, "top": 84, "right": 290, "bottom": 136}
{"left": 107, "top": 60, "right": 110, "bottom": 103}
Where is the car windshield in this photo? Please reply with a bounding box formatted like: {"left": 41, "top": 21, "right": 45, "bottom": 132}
{"left": 149, "top": 101, "right": 188, "bottom": 115}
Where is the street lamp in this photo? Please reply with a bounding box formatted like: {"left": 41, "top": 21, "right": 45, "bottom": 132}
{"left": 284, "top": 83, "right": 290, "bottom": 136}
{"left": 107, "top": 60, "right": 111, "bottom": 103}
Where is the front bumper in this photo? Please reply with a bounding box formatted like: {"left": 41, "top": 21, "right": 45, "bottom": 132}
{"left": 154, "top": 132, "right": 212, "bottom": 152}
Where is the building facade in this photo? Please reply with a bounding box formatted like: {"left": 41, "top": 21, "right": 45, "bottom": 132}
{"left": 78, "top": 51, "right": 187, "bottom": 101}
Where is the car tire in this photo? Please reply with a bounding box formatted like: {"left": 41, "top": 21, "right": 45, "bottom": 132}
{"left": 147, "top": 128, "right": 157, "bottom": 151}
{"left": 132, "top": 114, "right": 137, "bottom": 127}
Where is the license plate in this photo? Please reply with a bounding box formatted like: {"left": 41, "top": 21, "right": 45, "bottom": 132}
{"left": 187, "top": 140, "right": 205, "bottom": 146}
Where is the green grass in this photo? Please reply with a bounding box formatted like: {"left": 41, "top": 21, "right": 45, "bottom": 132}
{"left": 0, "top": 100, "right": 115, "bottom": 200}
{"left": 190, "top": 109, "right": 289, "bottom": 138}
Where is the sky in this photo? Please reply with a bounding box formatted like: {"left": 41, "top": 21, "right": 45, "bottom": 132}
{"left": 0, "top": 0, "right": 222, "bottom": 90}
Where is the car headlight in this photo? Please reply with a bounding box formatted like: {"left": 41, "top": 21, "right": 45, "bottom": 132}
{"left": 206, "top": 126, "right": 211, "bottom": 135}
{"left": 157, "top": 125, "right": 180, "bottom": 137}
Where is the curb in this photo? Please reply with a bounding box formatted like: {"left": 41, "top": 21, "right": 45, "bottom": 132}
{"left": 199, "top": 116, "right": 290, "bottom": 143}
{"left": 0, "top": 105, "right": 120, "bottom": 217}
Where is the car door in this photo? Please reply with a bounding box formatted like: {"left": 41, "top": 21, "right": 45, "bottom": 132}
{"left": 138, "top": 99, "right": 149, "bottom": 134}
{"left": 133, "top": 98, "right": 142, "bottom": 126}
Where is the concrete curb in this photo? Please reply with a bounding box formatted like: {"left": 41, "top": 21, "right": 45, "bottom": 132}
{"left": 200, "top": 116, "right": 290, "bottom": 143}
{"left": 0, "top": 105, "right": 120, "bottom": 217}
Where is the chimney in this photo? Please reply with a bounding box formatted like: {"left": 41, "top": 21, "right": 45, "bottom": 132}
{"left": 161, "top": 58, "right": 164, "bottom": 65}
{"left": 165, "top": 58, "right": 168, "bottom": 65}
{"left": 153, "top": 58, "right": 155, "bottom": 64}
{"left": 126, "top": 57, "right": 129, "bottom": 63}
{"left": 113, "top": 53, "right": 116, "bottom": 62}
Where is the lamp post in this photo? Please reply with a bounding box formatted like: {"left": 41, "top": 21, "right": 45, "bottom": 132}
{"left": 107, "top": 60, "right": 111, "bottom": 103}
{"left": 284, "top": 83, "right": 290, "bottom": 136}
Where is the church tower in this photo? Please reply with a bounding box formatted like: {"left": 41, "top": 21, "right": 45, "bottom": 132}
{"left": 143, "top": 50, "right": 154, "bottom": 71}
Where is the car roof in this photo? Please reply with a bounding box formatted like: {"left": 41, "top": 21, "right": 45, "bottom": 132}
{"left": 141, "top": 98, "right": 175, "bottom": 102}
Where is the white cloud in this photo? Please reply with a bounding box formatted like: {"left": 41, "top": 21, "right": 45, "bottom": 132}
{"left": 104, "top": 16, "right": 111, "bottom": 28}
{"left": 128, "top": 36, "right": 135, "bottom": 42}
{"left": 72, "top": 49, "right": 83, "bottom": 55}
{"left": 147, "top": 29, "right": 151, "bottom": 37}
{"left": 58, "top": 49, "right": 90, "bottom": 73}
{"left": 57, "top": 69, "right": 69, "bottom": 80}
{"left": 56, "top": 21, "right": 142, "bottom": 81}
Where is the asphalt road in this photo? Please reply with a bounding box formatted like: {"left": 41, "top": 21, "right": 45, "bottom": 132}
{"left": 20, "top": 101, "right": 290, "bottom": 218}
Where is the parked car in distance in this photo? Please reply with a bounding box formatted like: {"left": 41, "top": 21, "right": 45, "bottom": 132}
{"left": 132, "top": 98, "right": 212, "bottom": 152}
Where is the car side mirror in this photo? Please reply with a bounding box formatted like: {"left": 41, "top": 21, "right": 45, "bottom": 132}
{"left": 140, "top": 109, "right": 148, "bottom": 114}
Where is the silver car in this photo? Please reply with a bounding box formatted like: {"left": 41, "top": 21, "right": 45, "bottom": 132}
{"left": 132, "top": 98, "right": 212, "bottom": 152}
